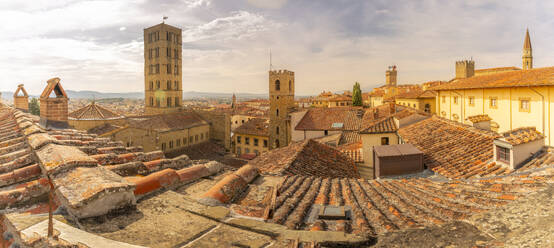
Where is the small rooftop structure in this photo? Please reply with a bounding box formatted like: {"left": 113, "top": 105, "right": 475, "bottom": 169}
{"left": 466, "top": 114, "right": 492, "bottom": 131}
{"left": 373, "top": 143, "right": 423, "bottom": 178}
{"left": 494, "top": 127, "right": 545, "bottom": 169}
{"left": 13, "top": 84, "right": 29, "bottom": 111}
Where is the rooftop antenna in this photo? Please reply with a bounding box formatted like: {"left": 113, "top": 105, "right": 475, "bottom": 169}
{"left": 163, "top": 16, "right": 168, "bottom": 24}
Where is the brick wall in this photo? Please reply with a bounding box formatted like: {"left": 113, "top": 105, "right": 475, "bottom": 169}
{"left": 40, "top": 98, "right": 68, "bottom": 122}
{"left": 13, "top": 96, "right": 29, "bottom": 111}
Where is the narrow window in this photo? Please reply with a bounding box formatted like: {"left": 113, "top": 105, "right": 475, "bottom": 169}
{"left": 149, "top": 97, "right": 154, "bottom": 106}
{"left": 169, "top": 141, "right": 173, "bottom": 149}
{"left": 195, "top": 135, "right": 198, "bottom": 142}
{"left": 149, "top": 81, "right": 153, "bottom": 90}
{"left": 175, "top": 97, "right": 179, "bottom": 107}
{"left": 468, "top": 96, "right": 475, "bottom": 106}
{"left": 381, "top": 137, "right": 389, "bottom": 145}
{"left": 167, "top": 97, "right": 171, "bottom": 107}
{"left": 276, "top": 109, "right": 279, "bottom": 117}
{"left": 453, "top": 96, "right": 458, "bottom": 104}
{"left": 263, "top": 139, "right": 268, "bottom": 148}
{"left": 161, "top": 143, "right": 166, "bottom": 150}
{"left": 245, "top": 137, "right": 250, "bottom": 145}
{"left": 177, "top": 139, "right": 181, "bottom": 147}
{"left": 520, "top": 98, "right": 530, "bottom": 112}
{"left": 275, "top": 80, "right": 280, "bottom": 91}
{"left": 167, "top": 80, "right": 171, "bottom": 90}
{"left": 490, "top": 97, "right": 498, "bottom": 108}
{"left": 276, "top": 126, "right": 279, "bottom": 135}
{"left": 254, "top": 138, "right": 259, "bottom": 146}
{"left": 496, "top": 146, "right": 510, "bottom": 163}
{"left": 289, "top": 80, "right": 292, "bottom": 92}
{"left": 237, "top": 136, "right": 241, "bottom": 144}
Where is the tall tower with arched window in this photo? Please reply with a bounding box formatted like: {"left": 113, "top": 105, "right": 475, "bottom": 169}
{"left": 522, "top": 28, "right": 533, "bottom": 70}
{"left": 269, "top": 69, "right": 295, "bottom": 149}
{"left": 144, "top": 22, "right": 183, "bottom": 114}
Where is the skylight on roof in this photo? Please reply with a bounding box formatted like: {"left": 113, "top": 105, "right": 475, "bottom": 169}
{"left": 332, "top": 122, "right": 344, "bottom": 128}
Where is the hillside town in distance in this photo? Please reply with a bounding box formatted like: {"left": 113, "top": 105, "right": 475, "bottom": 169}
{"left": 0, "top": 2, "right": 553, "bottom": 248}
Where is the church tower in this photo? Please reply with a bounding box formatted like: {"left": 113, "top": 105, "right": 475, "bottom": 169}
{"left": 144, "top": 22, "right": 183, "bottom": 115}
{"left": 269, "top": 69, "right": 295, "bottom": 149}
{"left": 522, "top": 29, "right": 533, "bottom": 70}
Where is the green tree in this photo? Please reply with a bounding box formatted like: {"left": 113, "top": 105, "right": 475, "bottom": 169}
{"left": 352, "top": 82, "right": 362, "bottom": 106}
{"left": 29, "top": 98, "right": 40, "bottom": 116}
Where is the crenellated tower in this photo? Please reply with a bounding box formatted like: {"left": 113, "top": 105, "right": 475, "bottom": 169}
{"left": 269, "top": 69, "right": 295, "bottom": 149}
{"left": 455, "top": 60, "right": 475, "bottom": 79}
{"left": 522, "top": 28, "right": 533, "bottom": 70}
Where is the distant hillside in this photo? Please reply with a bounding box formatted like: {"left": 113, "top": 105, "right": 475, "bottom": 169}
{"left": 0, "top": 90, "right": 314, "bottom": 100}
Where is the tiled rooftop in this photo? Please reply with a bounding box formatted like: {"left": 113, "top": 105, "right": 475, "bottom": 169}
{"left": 233, "top": 117, "right": 269, "bottom": 136}
{"left": 466, "top": 114, "right": 492, "bottom": 123}
{"left": 68, "top": 101, "right": 125, "bottom": 120}
{"left": 295, "top": 107, "right": 363, "bottom": 131}
{"left": 431, "top": 66, "right": 554, "bottom": 90}
{"left": 360, "top": 116, "right": 398, "bottom": 134}
{"left": 398, "top": 116, "right": 500, "bottom": 178}
{"left": 263, "top": 170, "right": 553, "bottom": 235}
{"left": 248, "top": 139, "right": 361, "bottom": 178}
{"left": 500, "top": 127, "right": 544, "bottom": 145}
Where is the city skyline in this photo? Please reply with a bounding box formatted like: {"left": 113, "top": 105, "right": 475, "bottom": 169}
{"left": 1, "top": 0, "right": 554, "bottom": 95}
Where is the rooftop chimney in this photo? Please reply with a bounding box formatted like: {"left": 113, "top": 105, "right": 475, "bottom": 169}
{"left": 39, "top": 77, "right": 69, "bottom": 129}
{"left": 13, "top": 84, "right": 29, "bottom": 112}
{"left": 389, "top": 102, "right": 396, "bottom": 114}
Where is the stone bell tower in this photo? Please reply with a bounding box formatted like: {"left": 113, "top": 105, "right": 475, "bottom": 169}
{"left": 269, "top": 69, "right": 295, "bottom": 149}
{"left": 522, "top": 28, "right": 533, "bottom": 70}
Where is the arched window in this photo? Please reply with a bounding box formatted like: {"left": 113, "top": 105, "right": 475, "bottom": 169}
{"left": 150, "top": 97, "right": 154, "bottom": 106}
{"left": 276, "top": 108, "right": 279, "bottom": 117}
{"left": 156, "top": 81, "right": 160, "bottom": 89}
{"left": 275, "top": 80, "right": 280, "bottom": 91}
{"left": 167, "top": 97, "right": 172, "bottom": 107}
{"left": 276, "top": 126, "right": 279, "bottom": 135}
{"left": 149, "top": 81, "right": 153, "bottom": 90}
{"left": 167, "top": 80, "right": 171, "bottom": 90}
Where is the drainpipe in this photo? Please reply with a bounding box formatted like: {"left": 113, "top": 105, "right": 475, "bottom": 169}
{"left": 528, "top": 86, "right": 545, "bottom": 135}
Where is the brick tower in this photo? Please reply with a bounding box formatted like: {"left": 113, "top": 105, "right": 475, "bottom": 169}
{"left": 269, "top": 70, "right": 295, "bottom": 149}
{"left": 39, "top": 77, "right": 69, "bottom": 128}
{"left": 455, "top": 60, "right": 475, "bottom": 79}
{"left": 144, "top": 22, "right": 183, "bottom": 115}
{"left": 522, "top": 28, "right": 533, "bottom": 70}
{"left": 13, "top": 84, "right": 29, "bottom": 112}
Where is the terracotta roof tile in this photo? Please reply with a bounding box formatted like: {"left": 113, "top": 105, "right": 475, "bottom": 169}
{"left": 233, "top": 118, "right": 269, "bottom": 136}
{"left": 360, "top": 117, "right": 398, "bottom": 134}
{"left": 431, "top": 66, "right": 554, "bottom": 90}
{"left": 398, "top": 116, "right": 500, "bottom": 178}
{"left": 69, "top": 102, "right": 124, "bottom": 120}
{"left": 295, "top": 108, "right": 363, "bottom": 131}
{"left": 248, "top": 140, "right": 360, "bottom": 178}
{"left": 466, "top": 114, "right": 492, "bottom": 123}
{"left": 500, "top": 127, "right": 544, "bottom": 145}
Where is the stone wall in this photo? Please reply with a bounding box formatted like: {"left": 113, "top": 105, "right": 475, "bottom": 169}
{"left": 195, "top": 110, "right": 231, "bottom": 150}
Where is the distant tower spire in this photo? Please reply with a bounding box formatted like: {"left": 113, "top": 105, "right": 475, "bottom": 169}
{"left": 232, "top": 93, "right": 237, "bottom": 109}
{"left": 522, "top": 28, "right": 533, "bottom": 70}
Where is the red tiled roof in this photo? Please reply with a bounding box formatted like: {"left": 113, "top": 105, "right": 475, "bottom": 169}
{"left": 474, "top": 66, "right": 521, "bottom": 74}
{"left": 266, "top": 173, "right": 551, "bottom": 235}
{"left": 233, "top": 118, "right": 269, "bottom": 137}
{"left": 398, "top": 116, "right": 500, "bottom": 178}
{"left": 295, "top": 108, "right": 363, "bottom": 131}
{"left": 466, "top": 114, "right": 492, "bottom": 123}
{"left": 69, "top": 102, "right": 124, "bottom": 120}
{"left": 500, "top": 127, "right": 544, "bottom": 145}
{"left": 248, "top": 139, "right": 360, "bottom": 178}
{"left": 360, "top": 117, "right": 398, "bottom": 134}
{"left": 430, "top": 66, "right": 554, "bottom": 90}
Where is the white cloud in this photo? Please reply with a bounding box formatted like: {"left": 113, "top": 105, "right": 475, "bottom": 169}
{"left": 246, "top": 0, "right": 287, "bottom": 9}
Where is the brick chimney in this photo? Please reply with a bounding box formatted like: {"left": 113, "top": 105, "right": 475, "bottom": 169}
{"left": 39, "top": 77, "right": 69, "bottom": 128}
{"left": 13, "top": 84, "right": 29, "bottom": 112}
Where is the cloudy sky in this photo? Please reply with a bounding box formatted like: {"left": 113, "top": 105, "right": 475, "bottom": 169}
{"left": 1, "top": 0, "right": 553, "bottom": 95}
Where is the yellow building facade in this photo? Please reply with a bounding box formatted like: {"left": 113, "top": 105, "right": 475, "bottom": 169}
{"left": 232, "top": 118, "right": 269, "bottom": 158}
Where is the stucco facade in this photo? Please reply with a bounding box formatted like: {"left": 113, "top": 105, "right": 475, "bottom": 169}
{"left": 436, "top": 86, "right": 554, "bottom": 145}
{"left": 110, "top": 124, "right": 210, "bottom": 153}
{"left": 234, "top": 133, "right": 269, "bottom": 157}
